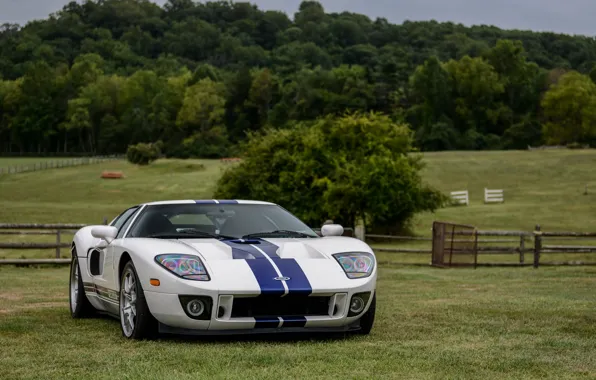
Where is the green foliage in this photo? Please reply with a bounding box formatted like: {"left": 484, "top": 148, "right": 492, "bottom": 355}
{"left": 541, "top": 71, "right": 596, "bottom": 146}
{"left": 1, "top": 0, "right": 596, "bottom": 155}
{"left": 126, "top": 142, "right": 161, "bottom": 165}
{"left": 214, "top": 112, "right": 448, "bottom": 229}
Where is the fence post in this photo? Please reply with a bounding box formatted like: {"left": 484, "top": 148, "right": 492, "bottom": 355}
{"left": 103, "top": 217, "right": 108, "bottom": 225}
{"left": 519, "top": 235, "right": 525, "bottom": 264}
{"left": 355, "top": 222, "right": 365, "bottom": 241}
{"left": 55, "top": 230, "right": 62, "bottom": 258}
{"left": 533, "top": 225, "right": 541, "bottom": 269}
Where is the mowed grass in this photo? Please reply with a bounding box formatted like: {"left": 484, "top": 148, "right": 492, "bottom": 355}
{"left": 1, "top": 149, "right": 596, "bottom": 231}
{"left": 412, "top": 149, "right": 596, "bottom": 234}
{"left": 2, "top": 150, "right": 596, "bottom": 261}
{"left": 0, "top": 157, "right": 73, "bottom": 168}
{"left": 0, "top": 158, "right": 224, "bottom": 223}
{"left": 1, "top": 152, "right": 596, "bottom": 378}
{"left": 1, "top": 265, "right": 595, "bottom": 379}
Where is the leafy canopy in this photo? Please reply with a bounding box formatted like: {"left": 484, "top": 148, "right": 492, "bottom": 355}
{"left": 214, "top": 112, "right": 447, "bottom": 229}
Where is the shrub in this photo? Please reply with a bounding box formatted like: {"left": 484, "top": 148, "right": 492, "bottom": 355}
{"left": 214, "top": 111, "right": 449, "bottom": 230}
{"left": 126, "top": 142, "right": 161, "bottom": 165}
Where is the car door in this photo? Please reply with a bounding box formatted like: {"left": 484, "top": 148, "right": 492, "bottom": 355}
{"left": 103, "top": 206, "right": 142, "bottom": 291}
{"left": 88, "top": 206, "right": 140, "bottom": 314}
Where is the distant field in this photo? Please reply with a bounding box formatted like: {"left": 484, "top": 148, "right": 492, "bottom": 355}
{"left": 1, "top": 150, "right": 596, "bottom": 260}
{"left": 0, "top": 265, "right": 594, "bottom": 379}
{"left": 413, "top": 149, "right": 596, "bottom": 234}
{"left": 0, "top": 158, "right": 224, "bottom": 223}
{"left": 0, "top": 157, "right": 73, "bottom": 168}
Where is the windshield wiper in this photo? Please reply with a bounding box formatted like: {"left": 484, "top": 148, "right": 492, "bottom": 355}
{"left": 242, "top": 230, "right": 316, "bottom": 239}
{"left": 149, "top": 229, "right": 236, "bottom": 240}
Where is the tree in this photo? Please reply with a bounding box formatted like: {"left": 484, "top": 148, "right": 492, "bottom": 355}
{"left": 214, "top": 112, "right": 447, "bottom": 230}
{"left": 174, "top": 78, "right": 229, "bottom": 158}
{"left": 541, "top": 71, "right": 596, "bottom": 146}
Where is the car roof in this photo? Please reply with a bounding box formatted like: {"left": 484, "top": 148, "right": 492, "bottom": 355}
{"left": 142, "top": 200, "right": 276, "bottom": 206}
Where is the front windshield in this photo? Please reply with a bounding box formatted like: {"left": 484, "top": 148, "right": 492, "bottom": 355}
{"left": 126, "top": 203, "right": 319, "bottom": 239}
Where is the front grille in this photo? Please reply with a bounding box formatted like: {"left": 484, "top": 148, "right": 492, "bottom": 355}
{"left": 230, "top": 295, "right": 331, "bottom": 318}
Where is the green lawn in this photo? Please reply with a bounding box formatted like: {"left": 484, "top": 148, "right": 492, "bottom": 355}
{"left": 0, "top": 265, "right": 594, "bottom": 379}
{"left": 2, "top": 150, "right": 596, "bottom": 261}
{"left": 1, "top": 152, "right": 595, "bottom": 378}
{"left": 0, "top": 157, "right": 73, "bottom": 168}
{"left": 412, "top": 149, "right": 596, "bottom": 234}
{"left": 2, "top": 150, "right": 596, "bottom": 232}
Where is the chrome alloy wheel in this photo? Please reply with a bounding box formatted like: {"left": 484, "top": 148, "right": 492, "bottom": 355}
{"left": 69, "top": 260, "right": 79, "bottom": 313}
{"left": 120, "top": 268, "right": 138, "bottom": 337}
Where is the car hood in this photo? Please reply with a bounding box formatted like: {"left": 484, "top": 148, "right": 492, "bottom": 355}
{"left": 177, "top": 237, "right": 373, "bottom": 261}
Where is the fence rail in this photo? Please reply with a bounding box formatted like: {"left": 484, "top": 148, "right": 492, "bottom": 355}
{"left": 2, "top": 222, "right": 596, "bottom": 268}
{"left": 0, "top": 155, "right": 124, "bottom": 175}
{"left": 366, "top": 223, "right": 596, "bottom": 267}
{"left": 0, "top": 223, "right": 88, "bottom": 264}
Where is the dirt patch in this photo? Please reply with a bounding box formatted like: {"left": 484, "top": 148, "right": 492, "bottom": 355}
{"left": 1, "top": 301, "right": 65, "bottom": 314}
{"left": 0, "top": 292, "right": 23, "bottom": 301}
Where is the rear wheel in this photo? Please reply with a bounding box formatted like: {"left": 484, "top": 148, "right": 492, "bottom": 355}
{"left": 356, "top": 293, "right": 376, "bottom": 335}
{"left": 119, "top": 260, "right": 158, "bottom": 340}
{"left": 69, "top": 254, "right": 95, "bottom": 318}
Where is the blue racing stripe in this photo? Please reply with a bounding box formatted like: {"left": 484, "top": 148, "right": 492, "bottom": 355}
{"left": 281, "top": 316, "right": 307, "bottom": 328}
{"left": 245, "top": 260, "right": 285, "bottom": 296}
{"left": 217, "top": 200, "right": 239, "bottom": 204}
{"left": 194, "top": 200, "right": 217, "bottom": 204}
{"left": 220, "top": 240, "right": 285, "bottom": 296}
{"left": 254, "top": 317, "right": 280, "bottom": 329}
{"left": 257, "top": 239, "right": 312, "bottom": 296}
{"left": 254, "top": 239, "right": 280, "bottom": 258}
{"left": 272, "top": 259, "right": 312, "bottom": 296}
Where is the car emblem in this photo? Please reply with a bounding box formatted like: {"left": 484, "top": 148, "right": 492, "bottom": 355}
{"left": 274, "top": 276, "right": 290, "bottom": 281}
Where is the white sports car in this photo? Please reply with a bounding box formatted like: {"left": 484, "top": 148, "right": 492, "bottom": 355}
{"left": 69, "top": 200, "right": 377, "bottom": 339}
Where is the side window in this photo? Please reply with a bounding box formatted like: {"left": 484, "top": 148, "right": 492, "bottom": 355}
{"left": 113, "top": 207, "right": 140, "bottom": 239}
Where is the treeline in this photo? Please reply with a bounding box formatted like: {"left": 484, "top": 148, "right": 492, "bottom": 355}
{"left": 1, "top": 0, "right": 596, "bottom": 156}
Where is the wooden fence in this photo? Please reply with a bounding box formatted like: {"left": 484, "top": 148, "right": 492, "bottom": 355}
{"left": 0, "top": 223, "right": 87, "bottom": 265}
{"left": 0, "top": 155, "right": 123, "bottom": 175}
{"left": 366, "top": 224, "right": 596, "bottom": 267}
{"left": 1, "top": 222, "right": 595, "bottom": 267}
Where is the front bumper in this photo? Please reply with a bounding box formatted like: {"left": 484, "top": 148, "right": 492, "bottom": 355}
{"left": 144, "top": 289, "right": 375, "bottom": 334}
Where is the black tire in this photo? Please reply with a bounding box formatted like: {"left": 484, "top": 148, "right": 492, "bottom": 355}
{"left": 356, "top": 293, "right": 376, "bottom": 335}
{"left": 119, "top": 260, "right": 158, "bottom": 340}
{"left": 69, "top": 254, "right": 96, "bottom": 318}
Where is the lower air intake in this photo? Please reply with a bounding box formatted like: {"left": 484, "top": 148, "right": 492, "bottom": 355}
{"left": 230, "top": 295, "right": 331, "bottom": 318}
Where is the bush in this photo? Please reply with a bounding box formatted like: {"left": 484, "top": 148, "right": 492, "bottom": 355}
{"left": 126, "top": 142, "right": 161, "bottom": 165}
{"left": 214, "top": 111, "right": 449, "bottom": 230}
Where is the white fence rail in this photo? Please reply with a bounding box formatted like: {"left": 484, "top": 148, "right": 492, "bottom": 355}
{"left": 485, "top": 188, "right": 504, "bottom": 203}
{"left": 450, "top": 190, "right": 469, "bottom": 206}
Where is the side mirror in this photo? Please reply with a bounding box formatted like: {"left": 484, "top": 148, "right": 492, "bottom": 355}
{"left": 321, "top": 224, "right": 344, "bottom": 237}
{"left": 91, "top": 226, "right": 118, "bottom": 244}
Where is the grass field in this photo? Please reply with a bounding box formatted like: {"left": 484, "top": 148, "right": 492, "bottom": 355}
{"left": 2, "top": 150, "right": 596, "bottom": 260}
{"left": 1, "top": 265, "right": 594, "bottom": 379}
{"left": 0, "top": 157, "right": 73, "bottom": 168}
{"left": 1, "top": 150, "right": 596, "bottom": 379}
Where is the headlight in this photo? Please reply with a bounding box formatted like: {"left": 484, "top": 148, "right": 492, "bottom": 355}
{"left": 332, "top": 252, "right": 375, "bottom": 279}
{"left": 154, "top": 254, "right": 210, "bottom": 281}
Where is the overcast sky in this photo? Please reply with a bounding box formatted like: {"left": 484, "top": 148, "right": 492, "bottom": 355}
{"left": 2, "top": 0, "right": 595, "bottom": 37}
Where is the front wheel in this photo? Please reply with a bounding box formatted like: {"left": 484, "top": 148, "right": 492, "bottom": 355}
{"left": 119, "top": 260, "right": 158, "bottom": 340}
{"left": 69, "top": 254, "right": 95, "bottom": 318}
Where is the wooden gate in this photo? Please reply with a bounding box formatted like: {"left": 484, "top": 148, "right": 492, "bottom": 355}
{"left": 432, "top": 221, "right": 478, "bottom": 268}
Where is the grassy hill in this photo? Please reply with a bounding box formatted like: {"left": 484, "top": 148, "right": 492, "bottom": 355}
{"left": 1, "top": 149, "right": 596, "bottom": 231}
{"left": 414, "top": 149, "right": 596, "bottom": 234}
{"left": 1, "top": 149, "right": 596, "bottom": 260}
